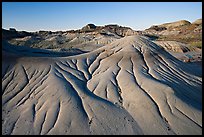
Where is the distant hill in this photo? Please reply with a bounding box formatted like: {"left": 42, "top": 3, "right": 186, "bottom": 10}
{"left": 2, "top": 24, "right": 138, "bottom": 53}
{"left": 2, "top": 19, "right": 202, "bottom": 53}
{"left": 192, "top": 19, "right": 202, "bottom": 25}
{"left": 2, "top": 28, "right": 33, "bottom": 40}
{"left": 142, "top": 19, "right": 202, "bottom": 49}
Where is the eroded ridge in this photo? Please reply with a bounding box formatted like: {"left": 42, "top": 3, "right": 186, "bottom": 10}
{"left": 2, "top": 35, "right": 202, "bottom": 135}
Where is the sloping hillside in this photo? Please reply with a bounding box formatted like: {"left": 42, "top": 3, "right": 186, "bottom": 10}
{"left": 143, "top": 19, "right": 202, "bottom": 49}
{"left": 2, "top": 35, "right": 202, "bottom": 135}
{"left": 3, "top": 24, "right": 138, "bottom": 53}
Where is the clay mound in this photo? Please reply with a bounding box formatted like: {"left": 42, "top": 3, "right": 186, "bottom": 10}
{"left": 2, "top": 35, "right": 202, "bottom": 135}
{"left": 192, "top": 19, "right": 202, "bottom": 25}
{"left": 160, "top": 20, "right": 191, "bottom": 29}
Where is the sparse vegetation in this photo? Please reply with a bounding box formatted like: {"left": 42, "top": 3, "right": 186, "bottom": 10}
{"left": 189, "top": 41, "right": 202, "bottom": 49}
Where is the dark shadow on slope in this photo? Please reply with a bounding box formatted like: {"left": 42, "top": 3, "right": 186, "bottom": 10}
{"left": 2, "top": 51, "right": 18, "bottom": 79}
{"left": 2, "top": 40, "right": 87, "bottom": 79}
{"left": 144, "top": 42, "right": 202, "bottom": 111}
{"left": 146, "top": 39, "right": 202, "bottom": 77}
{"left": 143, "top": 34, "right": 159, "bottom": 41}
{"left": 162, "top": 50, "right": 202, "bottom": 111}
{"left": 2, "top": 40, "right": 87, "bottom": 57}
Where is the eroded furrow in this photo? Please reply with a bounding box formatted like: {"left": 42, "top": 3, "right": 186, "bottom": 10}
{"left": 175, "top": 107, "right": 202, "bottom": 128}
{"left": 3, "top": 69, "right": 17, "bottom": 95}
{"left": 88, "top": 50, "right": 106, "bottom": 75}
{"left": 2, "top": 70, "right": 15, "bottom": 95}
{"left": 2, "top": 35, "right": 202, "bottom": 135}
{"left": 2, "top": 65, "right": 12, "bottom": 81}
{"left": 114, "top": 56, "right": 124, "bottom": 106}
{"left": 157, "top": 54, "right": 201, "bottom": 85}
{"left": 56, "top": 61, "right": 86, "bottom": 81}
{"left": 44, "top": 101, "right": 61, "bottom": 135}
{"left": 3, "top": 68, "right": 29, "bottom": 105}
{"left": 10, "top": 116, "right": 21, "bottom": 135}
{"left": 91, "top": 81, "right": 100, "bottom": 93}
{"left": 130, "top": 57, "right": 164, "bottom": 120}
{"left": 21, "top": 65, "right": 29, "bottom": 84}
{"left": 14, "top": 65, "right": 51, "bottom": 107}
{"left": 76, "top": 58, "right": 91, "bottom": 81}
{"left": 40, "top": 112, "right": 47, "bottom": 135}
{"left": 54, "top": 63, "right": 90, "bottom": 119}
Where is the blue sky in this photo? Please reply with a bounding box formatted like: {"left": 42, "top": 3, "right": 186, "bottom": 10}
{"left": 2, "top": 2, "right": 202, "bottom": 32}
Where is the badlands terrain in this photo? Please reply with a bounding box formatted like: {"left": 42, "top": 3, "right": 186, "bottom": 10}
{"left": 2, "top": 19, "right": 202, "bottom": 135}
